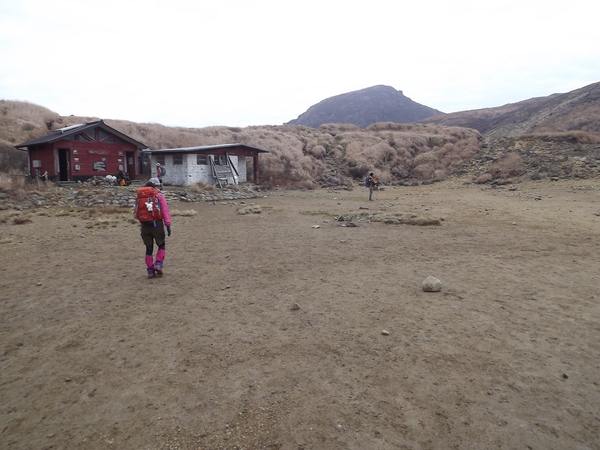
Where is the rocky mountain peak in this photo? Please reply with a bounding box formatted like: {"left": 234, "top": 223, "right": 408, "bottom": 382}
{"left": 286, "top": 85, "right": 443, "bottom": 128}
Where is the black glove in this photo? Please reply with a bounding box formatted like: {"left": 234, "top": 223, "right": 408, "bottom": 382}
{"left": 167, "top": 225, "right": 172, "bottom": 236}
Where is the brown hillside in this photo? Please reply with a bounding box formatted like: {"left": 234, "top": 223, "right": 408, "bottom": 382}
{"left": 3, "top": 80, "right": 600, "bottom": 186}
{"left": 418, "top": 82, "right": 600, "bottom": 182}
{"left": 420, "top": 97, "right": 553, "bottom": 134}
{"left": 0, "top": 101, "right": 482, "bottom": 187}
{"left": 487, "top": 82, "right": 600, "bottom": 138}
{"left": 421, "top": 81, "right": 600, "bottom": 138}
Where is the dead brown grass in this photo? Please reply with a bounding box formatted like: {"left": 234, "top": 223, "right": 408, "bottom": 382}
{"left": 374, "top": 212, "right": 442, "bottom": 226}
{"left": 188, "top": 182, "right": 212, "bottom": 193}
{"left": 12, "top": 214, "right": 32, "bottom": 225}
{"left": 0, "top": 100, "right": 60, "bottom": 146}
{"left": 475, "top": 153, "right": 526, "bottom": 183}
{"left": 87, "top": 206, "right": 126, "bottom": 216}
{"left": 516, "top": 131, "right": 600, "bottom": 144}
{"left": 1, "top": 100, "right": 488, "bottom": 188}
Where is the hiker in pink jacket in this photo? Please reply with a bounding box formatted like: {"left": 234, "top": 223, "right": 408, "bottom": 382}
{"left": 135, "top": 177, "right": 172, "bottom": 278}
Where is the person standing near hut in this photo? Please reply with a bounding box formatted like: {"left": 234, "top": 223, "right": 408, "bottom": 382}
{"left": 156, "top": 163, "right": 166, "bottom": 189}
{"left": 365, "top": 172, "right": 380, "bottom": 201}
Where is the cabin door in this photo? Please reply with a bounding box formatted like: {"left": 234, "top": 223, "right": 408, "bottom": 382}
{"left": 58, "top": 148, "right": 70, "bottom": 181}
{"left": 125, "top": 151, "right": 135, "bottom": 177}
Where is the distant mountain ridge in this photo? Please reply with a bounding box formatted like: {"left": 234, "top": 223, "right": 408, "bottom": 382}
{"left": 420, "top": 81, "right": 600, "bottom": 137}
{"left": 286, "top": 85, "right": 443, "bottom": 128}
{"left": 286, "top": 82, "right": 600, "bottom": 138}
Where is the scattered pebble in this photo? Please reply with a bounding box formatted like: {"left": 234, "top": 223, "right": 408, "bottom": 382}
{"left": 381, "top": 330, "right": 390, "bottom": 335}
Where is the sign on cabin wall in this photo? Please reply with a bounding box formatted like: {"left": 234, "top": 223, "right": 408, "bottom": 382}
{"left": 93, "top": 161, "right": 107, "bottom": 171}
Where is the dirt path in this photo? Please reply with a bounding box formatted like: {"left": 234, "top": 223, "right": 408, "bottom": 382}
{"left": 1, "top": 180, "right": 599, "bottom": 449}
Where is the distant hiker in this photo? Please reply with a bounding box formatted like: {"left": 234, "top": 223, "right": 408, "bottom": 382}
{"left": 365, "top": 172, "right": 379, "bottom": 201}
{"left": 135, "top": 177, "right": 172, "bottom": 278}
{"left": 124, "top": 172, "right": 131, "bottom": 186}
{"left": 156, "top": 163, "right": 166, "bottom": 188}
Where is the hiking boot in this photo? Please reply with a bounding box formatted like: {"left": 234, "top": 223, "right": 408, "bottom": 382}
{"left": 147, "top": 268, "right": 156, "bottom": 278}
{"left": 154, "top": 261, "right": 163, "bottom": 277}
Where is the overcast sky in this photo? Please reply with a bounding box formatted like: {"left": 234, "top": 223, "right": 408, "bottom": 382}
{"left": 1, "top": 0, "right": 598, "bottom": 128}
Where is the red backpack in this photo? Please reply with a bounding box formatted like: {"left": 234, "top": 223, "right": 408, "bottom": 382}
{"left": 135, "top": 187, "right": 163, "bottom": 222}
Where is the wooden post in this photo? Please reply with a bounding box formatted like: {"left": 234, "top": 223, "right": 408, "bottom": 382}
{"left": 253, "top": 155, "right": 259, "bottom": 183}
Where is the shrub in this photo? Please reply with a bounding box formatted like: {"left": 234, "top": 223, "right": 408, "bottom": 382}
{"left": 171, "top": 209, "right": 197, "bottom": 217}
{"left": 413, "top": 151, "right": 437, "bottom": 166}
{"left": 13, "top": 214, "right": 32, "bottom": 225}
{"left": 296, "top": 179, "right": 317, "bottom": 190}
{"left": 346, "top": 165, "right": 369, "bottom": 179}
{"left": 318, "top": 123, "right": 360, "bottom": 133}
{"left": 189, "top": 182, "right": 212, "bottom": 193}
{"left": 0, "top": 145, "right": 27, "bottom": 173}
{"left": 433, "top": 169, "right": 447, "bottom": 181}
{"left": 475, "top": 173, "right": 493, "bottom": 184}
{"left": 307, "top": 145, "right": 326, "bottom": 158}
{"left": 411, "top": 162, "right": 435, "bottom": 179}
{"left": 489, "top": 153, "right": 525, "bottom": 179}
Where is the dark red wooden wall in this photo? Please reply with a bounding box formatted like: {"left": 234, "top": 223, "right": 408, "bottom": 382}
{"left": 27, "top": 127, "right": 139, "bottom": 181}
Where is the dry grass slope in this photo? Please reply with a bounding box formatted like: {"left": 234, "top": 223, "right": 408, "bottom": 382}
{"left": 0, "top": 101, "right": 484, "bottom": 188}
{"left": 3, "top": 81, "right": 600, "bottom": 188}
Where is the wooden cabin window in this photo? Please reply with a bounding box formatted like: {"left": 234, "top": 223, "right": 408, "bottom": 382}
{"left": 155, "top": 155, "right": 166, "bottom": 165}
{"left": 173, "top": 154, "right": 183, "bottom": 165}
{"left": 197, "top": 154, "right": 208, "bottom": 165}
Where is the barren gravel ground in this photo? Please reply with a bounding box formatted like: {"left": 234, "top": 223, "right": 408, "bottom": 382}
{"left": 1, "top": 179, "right": 599, "bottom": 449}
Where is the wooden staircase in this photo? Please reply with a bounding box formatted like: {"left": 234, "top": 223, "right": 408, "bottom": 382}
{"left": 209, "top": 154, "right": 239, "bottom": 187}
